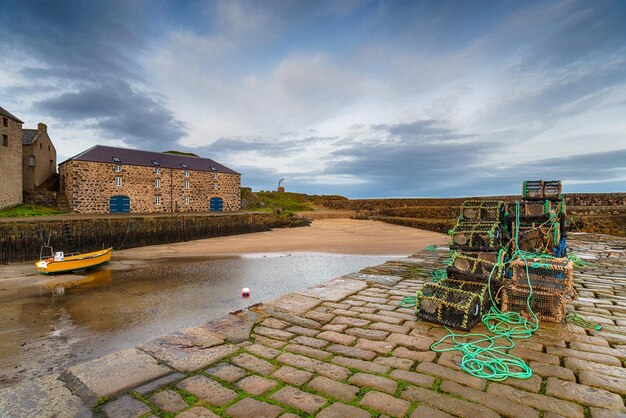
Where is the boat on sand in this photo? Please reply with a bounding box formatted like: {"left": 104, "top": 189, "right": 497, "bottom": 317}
{"left": 35, "top": 247, "right": 113, "bottom": 274}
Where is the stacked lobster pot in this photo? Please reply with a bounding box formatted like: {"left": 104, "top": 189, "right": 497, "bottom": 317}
{"left": 511, "top": 180, "right": 567, "bottom": 257}
{"left": 416, "top": 200, "right": 509, "bottom": 331}
{"left": 502, "top": 180, "right": 573, "bottom": 322}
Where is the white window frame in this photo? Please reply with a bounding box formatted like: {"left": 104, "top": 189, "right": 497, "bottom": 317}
{"left": 28, "top": 156, "right": 36, "bottom": 166}
{"left": 155, "top": 178, "right": 161, "bottom": 188}
{"left": 184, "top": 180, "right": 189, "bottom": 189}
{"left": 155, "top": 196, "right": 161, "bottom": 205}
{"left": 184, "top": 170, "right": 190, "bottom": 177}
{"left": 114, "top": 164, "right": 122, "bottom": 172}
{"left": 213, "top": 183, "right": 219, "bottom": 191}
{"left": 115, "top": 177, "right": 122, "bottom": 186}
{"left": 154, "top": 168, "right": 161, "bottom": 175}
{"left": 213, "top": 173, "right": 218, "bottom": 180}
{"left": 183, "top": 196, "right": 189, "bottom": 205}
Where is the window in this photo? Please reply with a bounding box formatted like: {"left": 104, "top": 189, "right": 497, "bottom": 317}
{"left": 2, "top": 117, "right": 7, "bottom": 127}
{"left": 155, "top": 179, "right": 161, "bottom": 188}
{"left": 28, "top": 156, "right": 35, "bottom": 166}
{"left": 154, "top": 168, "right": 161, "bottom": 175}
{"left": 180, "top": 163, "right": 188, "bottom": 169}
{"left": 48, "top": 145, "right": 50, "bottom": 151}
{"left": 39, "top": 143, "right": 42, "bottom": 150}
{"left": 213, "top": 173, "right": 218, "bottom": 180}
{"left": 183, "top": 196, "right": 189, "bottom": 205}
{"left": 151, "top": 160, "right": 160, "bottom": 166}
{"left": 184, "top": 180, "right": 189, "bottom": 189}
{"left": 213, "top": 183, "right": 219, "bottom": 191}
{"left": 155, "top": 196, "right": 161, "bottom": 205}
{"left": 2, "top": 134, "right": 7, "bottom": 147}
{"left": 115, "top": 177, "right": 122, "bottom": 186}
{"left": 210, "top": 166, "right": 217, "bottom": 171}
{"left": 184, "top": 170, "right": 190, "bottom": 177}
{"left": 114, "top": 164, "right": 122, "bottom": 172}
{"left": 112, "top": 156, "right": 121, "bottom": 162}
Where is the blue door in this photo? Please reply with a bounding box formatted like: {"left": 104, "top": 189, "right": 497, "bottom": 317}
{"left": 110, "top": 196, "right": 130, "bottom": 213}
{"left": 209, "top": 197, "right": 223, "bottom": 212}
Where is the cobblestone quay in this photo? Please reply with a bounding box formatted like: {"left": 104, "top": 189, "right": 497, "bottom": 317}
{"left": 1, "top": 232, "right": 625, "bottom": 417}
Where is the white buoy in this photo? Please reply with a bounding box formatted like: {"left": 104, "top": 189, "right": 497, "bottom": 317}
{"left": 241, "top": 287, "right": 251, "bottom": 298}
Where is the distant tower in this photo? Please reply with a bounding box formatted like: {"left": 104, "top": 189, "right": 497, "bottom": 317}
{"left": 277, "top": 178, "right": 285, "bottom": 193}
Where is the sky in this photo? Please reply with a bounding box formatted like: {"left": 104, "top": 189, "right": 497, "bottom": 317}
{"left": 1, "top": 0, "right": 625, "bottom": 198}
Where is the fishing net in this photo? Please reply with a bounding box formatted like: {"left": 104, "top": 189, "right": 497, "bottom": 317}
{"left": 501, "top": 284, "right": 566, "bottom": 323}
{"left": 446, "top": 250, "right": 506, "bottom": 286}
{"left": 460, "top": 200, "right": 506, "bottom": 222}
{"left": 509, "top": 199, "right": 565, "bottom": 220}
{"left": 449, "top": 220, "right": 507, "bottom": 252}
{"left": 514, "top": 219, "right": 561, "bottom": 255}
{"left": 510, "top": 258, "right": 574, "bottom": 294}
{"left": 522, "top": 180, "right": 562, "bottom": 201}
{"left": 417, "top": 283, "right": 483, "bottom": 331}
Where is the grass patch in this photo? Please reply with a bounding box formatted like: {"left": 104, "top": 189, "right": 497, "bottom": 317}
{"left": 0, "top": 203, "right": 64, "bottom": 218}
{"left": 249, "top": 192, "right": 314, "bottom": 212}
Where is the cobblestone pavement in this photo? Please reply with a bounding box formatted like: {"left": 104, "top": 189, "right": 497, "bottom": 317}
{"left": 1, "top": 232, "right": 625, "bottom": 417}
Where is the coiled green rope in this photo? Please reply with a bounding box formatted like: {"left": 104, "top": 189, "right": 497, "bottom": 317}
{"left": 426, "top": 244, "right": 438, "bottom": 251}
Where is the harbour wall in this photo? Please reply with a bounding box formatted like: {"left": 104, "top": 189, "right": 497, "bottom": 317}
{"left": 0, "top": 212, "right": 303, "bottom": 264}
{"left": 318, "top": 193, "right": 626, "bottom": 237}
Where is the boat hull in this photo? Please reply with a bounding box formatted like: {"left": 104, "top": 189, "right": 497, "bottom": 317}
{"left": 35, "top": 248, "right": 113, "bottom": 274}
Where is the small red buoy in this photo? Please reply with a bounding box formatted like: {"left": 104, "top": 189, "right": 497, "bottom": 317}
{"left": 242, "top": 287, "right": 251, "bottom": 298}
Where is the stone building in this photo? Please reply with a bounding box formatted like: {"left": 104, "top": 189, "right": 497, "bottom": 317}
{"left": 59, "top": 145, "right": 241, "bottom": 213}
{"left": 22, "top": 123, "right": 57, "bottom": 190}
{"left": 0, "top": 106, "right": 24, "bottom": 209}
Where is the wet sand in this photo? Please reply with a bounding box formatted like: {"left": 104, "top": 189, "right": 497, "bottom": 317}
{"left": 117, "top": 218, "right": 448, "bottom": 260}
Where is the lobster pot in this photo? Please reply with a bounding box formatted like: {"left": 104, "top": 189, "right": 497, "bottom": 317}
{"left": 501, "top": 284, "right": 566, "bottom": 323}
{"left": 460, "top": 200, "right": 506, "bottom": 222}
{"left": 417, "top": 283, "right": 483, "bottom": 331}
{"left": 515, "top": 220, "right": 561, "bottom": 255}
{"left": 438, "top": 278, "right": 494, "bottom": 312}
{"left": 510, "top": 258, "right": 573, "bottom": 294}
{"left": 449, "top": 221, "right": 507, "bottom": 252}
{"left": 510, "top": 200, "right": 565, "bottom": 221}
{"left": 446, "top": 251, "right": 505, "bottom": 286}
{"left": 522, "top": 180, "right": 562, "bottom": 201}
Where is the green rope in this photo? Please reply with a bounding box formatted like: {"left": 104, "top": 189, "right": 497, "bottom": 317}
{"left": 431, "top": 269, "right": 447, "bottom": 282}
{"left": 426, "top": 244, "right": 438, "bottom": 251}
{"left": 567, "top": 254, "right": 596, "bottom": 268}
{"left": 565, "top": 312, "right": 602, "bottom": 330}
{"left": 399, "top": 291, "right": 422, "bottom": 309}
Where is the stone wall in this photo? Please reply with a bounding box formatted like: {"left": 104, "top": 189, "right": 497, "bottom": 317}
{"left": 0, "top": 116, "right": 23, "bottom": 209}
{"left": 23, "top": 190, "right": 57, "bottom": 206}
{"left": 0, "top": 212, "right": 301, "bottom": 263}
{"left": 59, "top": 160, "right": 241, "bottom": 213}
{"left": 319, "top": 193, "right": 626, "bottom": 237}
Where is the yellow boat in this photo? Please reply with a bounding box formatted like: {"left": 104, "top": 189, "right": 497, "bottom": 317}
{"left": 35, "top": 247, "right": 113, "bottom": 275}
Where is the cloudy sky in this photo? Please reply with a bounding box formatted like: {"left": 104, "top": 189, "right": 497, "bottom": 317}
{"left": 1, "top": 0, "right": 625, "bottom": 197}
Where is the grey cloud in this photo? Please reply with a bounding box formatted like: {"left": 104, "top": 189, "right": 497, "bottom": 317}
{"left": 34, "top": 80, "right": 185, "bottom": 148}
{"left": 0, "top": 0, "right": 186, "bottom": 148}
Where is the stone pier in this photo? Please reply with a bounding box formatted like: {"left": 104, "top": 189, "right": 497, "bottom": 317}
{"left": 1, "top": 232, "right": 625, "bottom": 417}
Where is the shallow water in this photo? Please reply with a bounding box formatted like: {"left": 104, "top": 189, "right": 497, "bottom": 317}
{"left": 0, "top": 252, "right": 402, "bottom": 387}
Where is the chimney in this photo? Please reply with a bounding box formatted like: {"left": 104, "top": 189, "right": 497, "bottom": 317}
{"left": 38, "top": 123, "right": 47, "bottom": 132}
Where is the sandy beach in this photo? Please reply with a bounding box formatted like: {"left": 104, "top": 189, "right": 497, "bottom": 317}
{"left": 0, "top": 218, "right": 448, "bottom": 289}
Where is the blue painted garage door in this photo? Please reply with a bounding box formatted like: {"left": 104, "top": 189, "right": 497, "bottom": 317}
{"left": 209, "top": 197, "right": 223, "bottom": 212}
{"left": 110, "top": 196, "right": 130, "bottom": 213}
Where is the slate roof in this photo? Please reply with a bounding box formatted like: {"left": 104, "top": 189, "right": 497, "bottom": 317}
{"left": 61, "top": 145, "right": 240, "bottom": 175}
{"left": 0, "top": 105, "right": 23, "bottom": 123}
{"left": 22, "top": 129, "right": 39, "bottom": 145}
